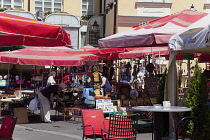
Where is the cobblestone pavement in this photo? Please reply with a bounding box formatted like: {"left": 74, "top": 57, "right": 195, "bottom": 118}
{"left": 13, "top": 110, "right": 152, "bottom": 140}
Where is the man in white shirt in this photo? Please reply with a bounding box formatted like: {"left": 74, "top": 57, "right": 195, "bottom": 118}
{"left": 47, "top": 71, "right": 56, "bottom": 86}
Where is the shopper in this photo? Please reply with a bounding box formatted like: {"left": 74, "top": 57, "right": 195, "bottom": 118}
{"left": 38, "top": 85, "right": 59, "bottom": 123}
{"left": 47, "top": 71, "right": 56, "bottom": 86}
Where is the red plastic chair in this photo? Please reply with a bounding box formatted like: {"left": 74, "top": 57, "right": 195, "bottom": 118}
{"left": 101, "top": 114, "right": 138, "bottom": 140}
{"left": 81, "top": 109, "right": 109, "bottom": 140}
{"left": 0, "top": 116, "right": 17, "bottom": 140}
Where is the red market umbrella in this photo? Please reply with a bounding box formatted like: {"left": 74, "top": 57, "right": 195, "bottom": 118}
{"left": 78, "top": 44, "right": 169, "bottom": 60}
{"left": 0, "top": 47, "right": 86, "bottom": 66}
{"left": 0, "top": 50, "right": 14, "bottom": 63}
{"left": 79, "top": 44, "right": 97, "bottom": 50}
{"left": 0, "top": 13, "right": 71, "bottom": 47}
{"left": 80, "top": 46, "right": 169, "bottom": 59}
{"left": 198, "top": 53, "right": 210, "bottom": 63}
{"left": 98, "top": 9, "right": 208, "bottom": 48}
{"left": 118, "top": 47, "right": 169, "bottom": 59}
{"left": 79, "top": 44, "right": 130, "bottom": 54}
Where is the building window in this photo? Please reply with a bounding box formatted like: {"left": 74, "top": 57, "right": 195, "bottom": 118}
{"left": 136, "top": 0, "right": 171, "bottom": 17}
{"left": 0, "top": 0, "right": 23, "bottom": 9}
{"left": 82, "top": 0, "right": 94, "bottom": 16}
{"left": 34, "top": 0, "right": 62, "bottom": 13}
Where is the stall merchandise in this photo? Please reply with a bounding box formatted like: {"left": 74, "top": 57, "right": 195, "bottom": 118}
{"left": 96, "top": 98, "right": 116, "bottom": 112}
{"left": 0, "top": 80, "right": 9, "bottom": 87}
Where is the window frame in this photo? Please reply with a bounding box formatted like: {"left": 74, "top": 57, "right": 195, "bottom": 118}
{"left": 0, "top": 0, "right": 23, "bottom": 9}
{"left": 81, "top": 0, "right": 94, "bottom": 16}
{"left": 34, "top": 0, "right": 63, "bottom": 13}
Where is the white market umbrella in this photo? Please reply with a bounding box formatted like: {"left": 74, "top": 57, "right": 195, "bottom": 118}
{"left": 167, "top": 14, "right": 210, "bottom": 105}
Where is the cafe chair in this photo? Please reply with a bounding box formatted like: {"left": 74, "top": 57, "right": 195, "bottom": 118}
{"left": 81, "top": 109, "right": 109, "bottom": 140}
{"left": 101, "top": 114, "right": 138, "bottom": 140}
{"left": 0, "top": 116, "right": 17, "bottom": 140}
{"left": 162, "top": 116, "right": 200, "bottom": 140}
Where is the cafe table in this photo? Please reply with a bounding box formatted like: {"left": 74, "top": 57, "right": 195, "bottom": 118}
{"left": 132, "top": 106, "right": 192, "bottom": 140}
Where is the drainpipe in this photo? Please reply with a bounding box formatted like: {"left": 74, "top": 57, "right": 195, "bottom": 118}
{"left": 113, "top": 0, "right": 117, "bottom": 34}
{"left": 103, "top": 0, "right": 106, "bottom": 38}
{"left": 28, "top": 0, "right": 30, "bottom": 12}
{"left": 100, "top": 0, "right": 102, "bottom": 13}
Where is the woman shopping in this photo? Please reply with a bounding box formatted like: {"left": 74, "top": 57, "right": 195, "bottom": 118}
{"left": 38, "top": 85, "right": 60, "bottom": 123}
{"left": 100, "top": 74, "right": 112, "bottom": 97}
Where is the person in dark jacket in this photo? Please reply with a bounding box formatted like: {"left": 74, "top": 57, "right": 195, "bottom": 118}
{"left": 38, "top": 85, "right": 59, "bottom": 123}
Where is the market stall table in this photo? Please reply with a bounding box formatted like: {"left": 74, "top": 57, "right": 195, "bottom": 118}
{"left": 1, "top": 98, "right": 22, "bottom": 110}
{"left": 132, "top": 106, "right": 192, "bottom": 140}
{"left": 14, "top": 90, "right": 35, "bottom": 98}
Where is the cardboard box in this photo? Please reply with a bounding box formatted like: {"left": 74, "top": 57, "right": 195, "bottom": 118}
{"left": 14, "top": 107, "right": 28, "bottom": 124}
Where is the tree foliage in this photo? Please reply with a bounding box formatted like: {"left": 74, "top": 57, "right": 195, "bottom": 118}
{"left": 157, "top": 68, "right": 167, "bottom": 104}
{"left": 185, "top": 60, "right": 210, "bottom": 139}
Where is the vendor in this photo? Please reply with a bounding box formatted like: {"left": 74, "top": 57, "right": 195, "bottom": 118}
{"left": 38, "top": 85, "right": 61, "bottom": 123}
{"left": 121, "top": 66, "right": 131, "bottom": 83}
{"left": 100, "top": 74, "right": 112, "bottom": 97}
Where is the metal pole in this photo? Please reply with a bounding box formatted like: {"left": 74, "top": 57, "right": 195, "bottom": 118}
{"left": 20, "top": 66, "right": 22, "bottom": 90}
{"left": 187, "top": 60, "right": 191, "bottom": 81}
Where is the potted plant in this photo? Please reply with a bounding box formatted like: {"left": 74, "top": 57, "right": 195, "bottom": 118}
{"left": 44, "top": 11, "right": 52, "bottom": 16}
{"left": 81, "top": 14, "right": 93, "bottom": 20}
{"left": 105, "top": 2, "right": 114, "bottom": 14}
{"left": 0, "top": 8, "right": 8, "bottom": 12}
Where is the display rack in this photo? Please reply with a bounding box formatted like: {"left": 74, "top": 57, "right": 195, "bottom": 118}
{"left": 144, "top": 77, "right": 160, "bottom": 98}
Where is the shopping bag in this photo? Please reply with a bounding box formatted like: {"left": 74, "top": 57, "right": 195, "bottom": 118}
{"left": 28, "top": 98, "right": 38, "bottom": 111}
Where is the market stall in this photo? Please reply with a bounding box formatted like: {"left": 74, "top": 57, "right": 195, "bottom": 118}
{"left": 0, "top": 47, "right": 99, "bottom": 120}
{"left": 0, "top": 44, "right": 173, "bottom": 121}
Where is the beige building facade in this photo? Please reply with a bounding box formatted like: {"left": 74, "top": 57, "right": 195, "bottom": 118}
{"left": 108, "top": 0, "right": 209, "bottom": 34}
{"left": 0, "top": 0, "right": 209, "bottom": 37}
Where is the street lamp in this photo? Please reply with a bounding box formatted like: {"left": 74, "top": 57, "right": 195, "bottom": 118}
{"left": 92, "top": 20, "right": 99, "bottom": 32}
{"left": 190, "top": 4, "right": 196, "bottom": 11}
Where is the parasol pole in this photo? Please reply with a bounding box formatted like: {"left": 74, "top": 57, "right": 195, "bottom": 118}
{"left": 7, "top": 64, "right": 10, "bottom": 79}
{"left": 50, "top": 65, "right": 52, "bottom": 73}
{"left": 62, "top": 67, "right": 64, "bottom": 83}
{"left": 6, "top": 64, "right": 10, "bottom": 91}
{"left": 187, "top": 60, "right": 191, "bottom": 81}
{"left": 159, "top": 49, "right": 160, "bottom": 74}
{"left": 20, "top": 66, "right": 22, "bottom": 90}
{"left": 42, "top": 68, "right": 44, "bottom": 88}
{"left": 116, "top": 59, "right": 119, "bottom": 83}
